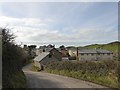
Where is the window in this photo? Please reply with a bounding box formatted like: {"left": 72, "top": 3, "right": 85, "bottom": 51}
{"left": 49, "top": 54, "right": 52, "bottom": 58}
{"left": 107, "top": 53, "right": 110, "bottom": 55}
{"left": 98, "top": 53, "right": 100, "bottom": 55}
{"left": 43, "top": 49, "right": 45, "bottom": 52}
{"left": 91, "top": 54, "right": 94, "bottom": 56}
{"left": 81, "top": 54, "right": 84, "bottom": 55}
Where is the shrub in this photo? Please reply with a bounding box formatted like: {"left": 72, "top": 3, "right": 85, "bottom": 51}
{"left": 2, "top": 28, "right": 28, "bottom": 88}
{"left": 45, "top": 60, "right": 119, "bottom": 88}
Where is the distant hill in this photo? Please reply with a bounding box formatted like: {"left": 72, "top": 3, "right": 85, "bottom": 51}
{"left": 66, "top": 41, "right": 120, "bottom": 53}
{"left": 66, "top": 46, "right": 76, "bottom": 49}
{"left": 66, "top": 46, "right": 84, "bottom": 50}
{"left": 83, "top": 41, "right": 120, "bottom": 53}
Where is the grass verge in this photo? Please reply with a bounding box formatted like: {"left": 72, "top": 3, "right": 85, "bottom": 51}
{"left": 30, "top": 64, "right": 41, "bottom": 72}
{"left": 45, "top": 69, "right": 118, "bottom": 88}
{"left": 45, "top": 60, "right": 119, "bottom": 89}
{"left": 9, "top": 70, "right": 27, "bottom": 88}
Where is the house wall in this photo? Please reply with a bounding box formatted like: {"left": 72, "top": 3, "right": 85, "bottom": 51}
{"left": 61, "top": 50, "right": 67, "bottom": 57}
{"left": 68, "top": 50, "right": 76, "bottom": 56}
{"left": 34, "top": 55, "right": 59, "bottom": 69}
{"left": 36, "top": 49, "right": 40, "bottom": 55}
{"left": 36, "top": 48, "right": 46, "bottom": 55}
{"left": 96, "top": 53, "right": 113, "bottom": 60}
{"left": 34, "top": 61, "right": 41, "bottom": 69}
{"left": 40, "top": 55, "right": 59, "bottom": 65}
{"left": 79, "top": 53, "right": 113, "bottom": 61}
{"left": 50, "top": 49, "right": 62, "bottom": 60}
{"left": 79, "top": 53, "right": 97, "bottom": 61}
{"left": 40, "top": 49, "right": 44, "bottom": 53}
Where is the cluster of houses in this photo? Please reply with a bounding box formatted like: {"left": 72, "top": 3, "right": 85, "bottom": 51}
{"left": 27, "top": 44, "right": 113, "bottom": 69}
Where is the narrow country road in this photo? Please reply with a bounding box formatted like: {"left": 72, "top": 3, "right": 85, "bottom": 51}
{"left": 23, "top": 64, "right": 109, "bottom": 89}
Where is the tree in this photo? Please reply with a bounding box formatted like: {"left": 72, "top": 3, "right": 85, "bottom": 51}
{"left": 28, "top": 45, "right": 37, "bottom": 49}
{"left": 28, "top": 45, "right": 37, "bottom": 58}
{"left": 2, "top": 28, "right": 27, "bottom": 88}
{"left": 59, "top": 45, "right": 66, "bottom": 50}
{"left": 2, "top": 28, "right": 15, "bottom": 44}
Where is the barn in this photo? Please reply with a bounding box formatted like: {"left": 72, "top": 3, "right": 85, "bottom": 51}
{"left": 68, "top": 48, "right": 113, "bottom": 61}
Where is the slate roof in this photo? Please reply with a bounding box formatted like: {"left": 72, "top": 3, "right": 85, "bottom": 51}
{"left": 96, "top": 49, "right": 112, "bottom": 53}
{"left": 56, "top": 48, "right": 61, "bottom": 52}
{"left": 79, "top": 49, "right": 112, "bottom": 54}
{"left": 34, "top": 52, "right": 49, "bottom": 62}
{"left": 45, "top": 48, "right": 53, "bottom": 52}
{"left": 79, "top": 49, "right": 97, "bottom": 54}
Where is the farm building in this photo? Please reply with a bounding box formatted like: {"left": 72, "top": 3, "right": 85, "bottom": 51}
{"left": 36, "top": 44, "right": 69, "bottom": 61}
{"left": 68, "top": 48, "right": 113, "bottom": 61}
{"left": 33, "top": 48, "right": 62, "bottom": 69}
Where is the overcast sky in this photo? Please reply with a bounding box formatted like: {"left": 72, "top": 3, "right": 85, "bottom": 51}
{"left": 0, "top": 2, "right": 118, "bottom": 47}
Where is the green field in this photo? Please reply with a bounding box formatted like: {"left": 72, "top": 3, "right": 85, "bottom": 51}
{"left": 84, "top": 41, "right": 120, "bottom": 53}
{"left": 67, "top": 41, "right": 120, "bottom": 54}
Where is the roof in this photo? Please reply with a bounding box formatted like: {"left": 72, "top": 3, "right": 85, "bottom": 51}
{"left": 45, "top": 48, "right": 53, "bottom": 52}
{"left": 79, "top": 49, "right": 112, "bottom": 54}
{"left": 79, "top": 49, "right": 97, "bottom": 54}
{"left": 68, "top": 48, "right": 77, "bottom": 51}
{"left": 56, "top": 48, "right": 61, "bottom": 52}
{"left": 96, "top": 49, "right": 112, "bottom": 53}
{"left": 34, "top": 52, "right": 49, "bottom": 62}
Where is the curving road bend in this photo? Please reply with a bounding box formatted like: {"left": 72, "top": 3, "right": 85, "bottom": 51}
{"left": 23, "top": 64, "right": 109, "bottom": 89}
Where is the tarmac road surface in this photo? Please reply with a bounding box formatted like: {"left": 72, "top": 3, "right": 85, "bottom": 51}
{"left": 23, "top": 64, "right": 110, "bottom": 90}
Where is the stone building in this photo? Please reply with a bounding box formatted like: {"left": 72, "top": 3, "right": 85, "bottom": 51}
{"left": 33, "top": 48, "right": 62, "bottom": 69}
{"left": 68, "top": 48, "right": 113, "bottom": 61}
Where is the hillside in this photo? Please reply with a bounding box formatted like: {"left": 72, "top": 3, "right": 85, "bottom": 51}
{"left": 67, "top": 41, "right": 120, "bottom": 53}
{"left": 83, "top": 41, "right": 120, "bottom": 53}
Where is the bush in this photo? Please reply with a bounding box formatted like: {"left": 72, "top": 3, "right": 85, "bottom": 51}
{"left": 45, "top": 60, "right": 119, "bottom": 88}
{"left": 46, "top": 60, "right": 118, "bottom": 75}
{"left": 2, "top": 28, "right": 27, "bottom": 88}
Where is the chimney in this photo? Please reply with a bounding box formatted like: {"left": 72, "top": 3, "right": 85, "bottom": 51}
{"left": 53, "top": 44, "right": 55, "bottom": 48}
{"left": 77, "top": 48, "right": 78, "bottom": 56}
{"left": 76, "top": 48, "right": 79, "bottom": 61}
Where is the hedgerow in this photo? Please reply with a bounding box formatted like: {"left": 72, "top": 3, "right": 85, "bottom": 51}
{"left": 45, "top": 60, "right": 119, "bottom": 88}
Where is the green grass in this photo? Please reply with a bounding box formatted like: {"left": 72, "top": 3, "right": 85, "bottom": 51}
{"left": 84, "top": 44, "right": 102, "bottom": 49}
{"left": 30, "top": 64, "right": 41, "bottom": 72}
{"left": 84, "top": 41, "right": 120, "bottom": 53}
{"left": 45, "top": 69, "right": 118, "bottom": 88}
{"left": 45, "top": 60, "right": 119, "bottom": 89}
{"left": 9, "top": 70, "right": 27, "bottom": 88}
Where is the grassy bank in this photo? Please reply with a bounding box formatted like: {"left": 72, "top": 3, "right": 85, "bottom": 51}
{"left": 46, "top": 69, "right": 118, "bottom": 88}
{"left": 45, "top": 60, "right": 119, "bottom": 88}
{"left": 8, "top": 70, "right": 27, "bottom": 88}
{"left": 30, "top": 64, "right": 41, "bottom": 72}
